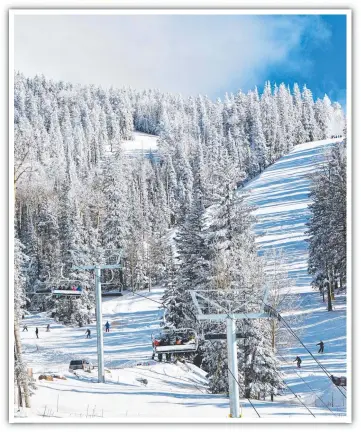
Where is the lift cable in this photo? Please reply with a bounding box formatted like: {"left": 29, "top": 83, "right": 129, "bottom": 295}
{"left": 263, "top": 302, "right": 347, "bottom": 398}
{"left": 223, "top": 311, "right": 316, "bottom": 418}
{"left": 277, "top": 352, "right": 338, "bottom": 416}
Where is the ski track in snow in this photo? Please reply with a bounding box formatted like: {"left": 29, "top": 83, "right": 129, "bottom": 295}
{"left": 17, "top": 138, "right": 347, "bottom": 420}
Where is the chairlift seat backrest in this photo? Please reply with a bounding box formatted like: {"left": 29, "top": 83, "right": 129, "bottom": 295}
{"left": 151, "top": 328, "right": 198, "bottom": 354}
{"left": 53, "top": 289, "right": 83, "bottom": 297}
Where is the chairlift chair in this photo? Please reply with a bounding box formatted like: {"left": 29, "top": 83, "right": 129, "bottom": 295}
{"left": 52, "top": 279, "right": 85, "bottom": 299}
{"left": 101, "top": 274, "right": 123, "bottom": 297}
{"left": 151, "top": 328, "right": 198, "bottom": 355}
{"left": 31, "top": 288, "right": 52, "bottom": 294}
{"left": 52, "top": 288, "right": 84, "bottom": 298}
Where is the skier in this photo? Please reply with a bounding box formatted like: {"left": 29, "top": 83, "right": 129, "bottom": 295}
{"left": 46, "top": 324, "right": 50, "bottom": 332}
{"left": 85, "top": 329, "right": 91, "bottom": 339}
{"left": 22, "top": 325, "right": 28, "bottom": 332}
{"left": 105, "top": 321, "right": 110, "bottom": 333}
{"left": 316, "top": 340, "right": 324, "bottom": 353}
{"left": 294, "top": 356, "right": 302, "bottom": 368}
{"left": 35, "top": 327, "right": 39, "bottom": 339}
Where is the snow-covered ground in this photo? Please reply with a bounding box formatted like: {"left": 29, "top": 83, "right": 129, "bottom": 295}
{"left": 121, "top": 131, "right": 159, "bottom": 158}
{"left": 103, "top": 131, "right": 159, "bottom": 159}
{"left": 15, "top": 138, "right": 348, "bottom": 422}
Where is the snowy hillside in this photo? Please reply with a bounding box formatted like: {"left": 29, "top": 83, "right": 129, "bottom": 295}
{"left": 244, "top": 137, "right": 344, "bottom": 290}
{"left": 16, "top": 138, "right": 347, "bottom": 421}
{"left": 243, "top": 137, "right": 347, "bottom": 413}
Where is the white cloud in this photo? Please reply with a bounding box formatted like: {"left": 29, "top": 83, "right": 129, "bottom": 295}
{"left": 14, "top": 14, "right": 331, "bottom": 96}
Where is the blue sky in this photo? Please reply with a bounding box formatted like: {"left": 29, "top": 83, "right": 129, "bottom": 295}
{"left": 256, "top": 15, "right": 347, "bottom": 108}
{"left": 14, "top": 13, "right": 347, "bottom": 107}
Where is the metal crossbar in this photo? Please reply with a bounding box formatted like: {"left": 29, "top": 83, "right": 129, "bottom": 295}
{"left": 189, "top": 286, "right": 271, "bottom": 418}
{"left": 190, "top": 288, "right": 269, "bottom": 320}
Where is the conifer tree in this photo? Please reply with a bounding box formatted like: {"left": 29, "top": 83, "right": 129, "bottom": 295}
{"left": 307, "top": 140, "right": 347, "bottom": 310}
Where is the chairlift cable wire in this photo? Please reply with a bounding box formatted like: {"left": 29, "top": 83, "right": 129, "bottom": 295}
{"left": 225, "top": 310, "right": 317, "bottom": 418}
{"left": 183, "top": 299, "right": 302, "bottom": 418}
{"left": 277, "top": 352, "right": 337, "bottom": 416}
{"left": 263, "top": 303, "right": 347, "bottom": 398}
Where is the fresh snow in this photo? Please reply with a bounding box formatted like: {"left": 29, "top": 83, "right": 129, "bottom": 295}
{"left": 16, "top": 138, "right": 347, "bottom": 421}
{"left": 122, "top": 131, "right": 158, "bottom": 156}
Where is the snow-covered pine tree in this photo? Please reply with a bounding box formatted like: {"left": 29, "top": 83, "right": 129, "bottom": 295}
{"left": 102, "top": 153, "right": 129, "bottom": 253}
{"left": 307, "top": 139, "right": 347, "bottom": 310}
{"left": 147, "top": 164, "right": 170, "bottom": 284}
{"left": 56, "top": 169, "right": 93, "bottom": 326}
{"left": 248, "top": 89, "right": 268, "bottom": 176}
{"left": 293, "top": 83, "right": 308, "bottom": 144}
{"left": 162, "top": 153, "right": 179, "bottom": 226}
{"left": 314, "top": 95, "right": 333, "bottom": 140}
{"left": 242, "top": 318, "right": 284, "bottom": 399}
{"left": 302, "top": 85, "right": 321, "bottom": 142}
{"left": 261, "top": 81, "right": 278, "bottom": 163}
{"left": 163, "top": 163, "right": 209, "bottom": 328}
{"left": 174, "top": 141, "right": 194, "bottom": 221}
{"left": 277, "top": 83, "right": 292, "bottom": 154}
{"left": 331, "top": 102, "right": 346, "bottom": 136}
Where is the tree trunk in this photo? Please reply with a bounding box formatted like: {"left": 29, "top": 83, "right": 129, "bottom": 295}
{"left": 326, "top": 276, "right": 333, "bottom": 312}
{"left": 271, "top": 320, "right": 276, "bottom": 351}
{"left": 18, "top": 383, "right": 22, "bottom": 408}
{"left": 331, "top": 267, "right": 336, "bottom": 300}
{"left": 14, "top": 322, "right": 31, "bottom": 408}
{"left": 271, "top": 319, "right": 276, "bottom": 402}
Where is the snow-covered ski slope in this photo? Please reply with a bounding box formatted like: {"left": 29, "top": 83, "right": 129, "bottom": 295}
{"left": 243, "top": 137, "right": 347, "bottom": 414}
{"left": 17, "top": 138, "right": 348, "bottom": 421}
{"left": 243, "top": 137, "right": 343, "bottom": 292}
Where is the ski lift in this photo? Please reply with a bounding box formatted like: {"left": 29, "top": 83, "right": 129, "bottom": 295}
{"left": 53, "top": 285, "right": 84, "bottom": 298}
{"left": 41, "top": 267, "right": 87, "bottom": 299}
{"left": 151, "top": 328, "right": 198, "bottom": 355}
{"left": 101, "top": 272, "right": 123, "bottom": 297}
{"left": 101, "top": 289, "right": 123, "bottom": 297}
{"left": 31, "top": 287, "right": 52, "bottom": 295}
{"left": 52, "top": 273, "right": 86, "bottom": 298}
{"left": 331, "top": 375, "right": 347, "bottom": 387}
